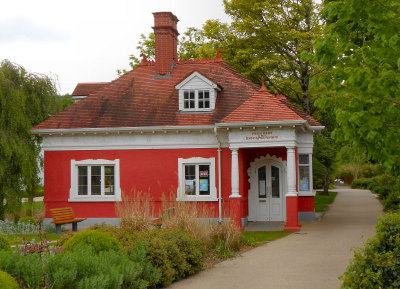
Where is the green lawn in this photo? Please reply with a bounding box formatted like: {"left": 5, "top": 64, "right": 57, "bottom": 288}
{"left": 242, "top": 231, "right": 292, "bottom": 245}
{"left": 315, "top": 191, "right": 338, "bottom": 212}
{"left": 21, "top": 201, "right": 44, "bottom": 213}
{"left": 6, "top": 233, "right": 62, "bottom": 246}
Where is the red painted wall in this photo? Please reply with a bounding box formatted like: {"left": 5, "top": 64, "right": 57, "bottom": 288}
{"left": 298, "top": 196, "right": 315, "bottom": 212}
{"left": 44, "top": 148, "right": 229, "bottom": 218}
{"left": 44, "top": 146, "right": 312, "bottom": 222}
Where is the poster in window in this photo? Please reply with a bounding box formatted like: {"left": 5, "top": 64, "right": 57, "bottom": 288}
{"left": 300, "top": 178, "right": 309, "bottom": 191}
{"left": 259, "top": 180, "right": 266, "bottom": 197}
{"left": 185, "top": 180, "right": 195, "bottom": 195}
{"left": 199, "top": 179, "right": 209, "bottom": 191}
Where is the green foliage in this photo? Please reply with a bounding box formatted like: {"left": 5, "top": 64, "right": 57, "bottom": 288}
{"left": 341, "top": 213, "right": 400, "bottom": 288}
{"left": 0, "top": 60, "right": 62, "bottom": 220}
{"left": 0, "top": 270, "right": 19, "bottom": 289}
{"left": 351, "top": 178, "right": 376, "bottom": 190}
{"left": 62, "top": 230, "right": 121, "bottom": 254}
{"left": 55, "top": 231, "right": 76, "bottom": 247}
{"left": 0, "top": 249, "right": 43, "bottom": 289}
{"left": 314, "top": 191, "right": 337, "bottom": 212}
{"left": 315, "top": 0, "right": 400, "bottom": 176}
{"left": 131, "top": 230, "right": 205, "bottom": 287}
{"left": 0, "top": 233, "right": 9, "bottom": 251}
{"left": 18, "top": 216, "right": 37, "bottom": 225}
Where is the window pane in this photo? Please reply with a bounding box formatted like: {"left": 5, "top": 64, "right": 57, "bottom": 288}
{"left": 185, "top": 165, "right": 196, "bottom": 195}
{"left": 299, "top": 154, "right": 309, "bottom": 164}
{"left": 78, "top": 166, "right": 88, "bottom": 195}
{"left": 91, "top": 166, "right": 101, "bottom": 195}
{"left": 271, "top": 166, "right": 280, "bottom": 198}
{"left": 199, "top": 165, "right": 210, "bottom": 195}
{"left": 104, "top": 166, "right": 114, "bottom": 195}
{"left": 299, "top": 166, "right": 310, "bottom": 191}
{"left": 204, "top": 100, "right": 210, "bottom": 108}
{"left": 258, "top": 166, "right": 266, "bottom": 198}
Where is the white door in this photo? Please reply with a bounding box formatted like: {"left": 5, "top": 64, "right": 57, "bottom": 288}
{"left": 253, "top": 163, "right": 283, "bottom": 221}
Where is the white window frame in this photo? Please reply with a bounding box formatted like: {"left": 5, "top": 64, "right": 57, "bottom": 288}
{"left": 298, "top": 153, "right": 314, "bottom": 196}
{"left": 177, "top": 157, "right": 217, "bottom": 201}
{"left": 69, "top": 159, "right": 122, "bottom": 202}
{"left": 182, "top": 89, "right": 211, "bottom": 111}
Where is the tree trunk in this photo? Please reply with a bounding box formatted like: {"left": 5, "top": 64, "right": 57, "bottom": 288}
{"left": 322, "top": 165, "right": 331, "bottom": 195}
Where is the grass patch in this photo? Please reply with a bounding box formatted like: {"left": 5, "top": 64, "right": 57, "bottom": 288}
{"left": 6, "top": 233, "right": 61, "bottom": 246}
{"left": 315, "top": 191, "right": 338, "bottom": 212}
{"left": 242, "top": 231, "right": 292, "bottom": 245}
{"left": 22, "top": 201, "right": 44, "bottom": 212}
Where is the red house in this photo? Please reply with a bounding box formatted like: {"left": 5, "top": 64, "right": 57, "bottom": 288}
{"left": 33, "top": 12, "right": 323, "bottom": 231}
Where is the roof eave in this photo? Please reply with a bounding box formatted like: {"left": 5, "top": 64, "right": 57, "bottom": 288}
{"left": 32, "top": 125, "right": 215, "bottom": 136}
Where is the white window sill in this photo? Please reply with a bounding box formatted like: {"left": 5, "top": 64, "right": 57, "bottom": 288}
{"left": 68, "top": 196, "right": 122, "bottom": 202}
{"left": 298, "top": 191, "right": 316, "bottom": 197}
{"left": 176, "top": 196, "right": 218, "bottom": 202}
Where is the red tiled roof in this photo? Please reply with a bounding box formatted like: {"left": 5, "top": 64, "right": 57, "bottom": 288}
{"left": 34, "top": 60, "right": 320, "bottom": 130}
{"left": 71, "top": 82, "right": 110, "bottom": 96}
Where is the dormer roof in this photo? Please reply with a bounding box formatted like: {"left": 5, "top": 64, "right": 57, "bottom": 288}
{"left": 175, "top": 71, "right": 222, "bottom": 91}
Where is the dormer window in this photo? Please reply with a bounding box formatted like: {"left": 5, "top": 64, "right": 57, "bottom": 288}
{"left": 176, "top": 72, "right": 221, "bottom": 112}
{"left": 184, "top": 90, "right": 210, "bottom": 110}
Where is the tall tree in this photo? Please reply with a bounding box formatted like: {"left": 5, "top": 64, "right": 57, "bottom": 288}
{"left": 315, "top": 0, "right": 400, "bottom": 175}
{"left": 0, "top": 60, "right": 61, "bottom": 219}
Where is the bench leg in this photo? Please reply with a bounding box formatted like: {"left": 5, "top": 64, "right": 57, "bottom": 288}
{"left": 56, "top": 224, "right": 62, "bottom": 234}
{"left": 72, "top": 222, "right": 78, "bottom": 232}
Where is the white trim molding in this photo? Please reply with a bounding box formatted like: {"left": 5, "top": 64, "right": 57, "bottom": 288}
{"left": 177, "top": 157, "right": 218, "bottom": 202}
{"left": 69, "top": 159, "right": 122, "bottom": 202}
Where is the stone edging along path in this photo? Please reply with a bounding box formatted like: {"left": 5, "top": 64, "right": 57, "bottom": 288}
{"left": 169, "top": 188, "right": 383, "bottom": 289}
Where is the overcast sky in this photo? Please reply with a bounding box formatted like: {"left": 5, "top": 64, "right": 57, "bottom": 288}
{"left": 1, "top": 0, "right": 230, "bottom": 94}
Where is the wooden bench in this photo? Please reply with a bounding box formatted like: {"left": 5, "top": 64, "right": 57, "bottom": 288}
{"left": 50, "top": 207, "right": 87, "bottom": 234}
{"left": 150, "top": 207, "right": 175, "bottom": 227}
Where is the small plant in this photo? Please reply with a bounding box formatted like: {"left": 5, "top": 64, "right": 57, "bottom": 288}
{"left": 213, "top": 238, "right": 234, "bottom": 259}
{"left": 18, "top": 216, "right": 37, "bottom": 225}
{"left": 62, "top": 229, "right": 122, "bottom": 254}
{"left": 0, "top": 219, "right": 40, "bottom": 234}
{"left": 19, "top": 231, "right": 63, "bottom": 256}
{"left": 55, "top": 231, "right": 76, "bottom": 247}
{"left": 0, "top": 270, "right": 19, "bottom": 289}
{"left": 0, "top": 234, "right": 10, "bottom": 251}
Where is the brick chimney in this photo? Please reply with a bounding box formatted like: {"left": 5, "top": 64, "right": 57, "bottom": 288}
{"left": 152, "top": 12, "right": 179, "bottom": 75}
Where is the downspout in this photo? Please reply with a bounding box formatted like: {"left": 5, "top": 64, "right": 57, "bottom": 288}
{"left": 214, "top": 126, "right": 222, "bottom": 223}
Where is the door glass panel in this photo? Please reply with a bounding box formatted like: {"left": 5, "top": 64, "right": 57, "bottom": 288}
{"left": 258, "top": 166, "right": 266, "bottom": 198}
{"left": 91, "top": 166, "right": 101, "bottom": 195}
{"left": 271, "top": 166, "right": 280, "bottom": 198}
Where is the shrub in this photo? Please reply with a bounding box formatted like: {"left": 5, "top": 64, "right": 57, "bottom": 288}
{"left": 351, "top": 178, "right": 375, "bottom": 189}
{"left": 63, "top": 230, "right": 122, "bottom": 254}
{"left": 341, "top": 213, "right": 400, "bottom": 288}
{"left": 0, "top": 233, "right": 10, "bottom": 251}
{"left": 46, "top": 246, "right": 160, "bottom": 289}
{"left": 18, "top": 216, "right": 37, "bottom": 225}
{"left": 0, "top": 249, "right": 43, "bottom": 289}
{"left": 0, "top": 270, "right": 19, "bottom": 289}
{"left": 384, "top": 191, "right": 400, "bottom": 212}
{"left": 118, "top": 229, "right": 205, "bottom": 287}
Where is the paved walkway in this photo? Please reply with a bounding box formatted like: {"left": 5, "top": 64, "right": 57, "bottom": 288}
{"left": 169, "top": 188, "right": 383, "bottom": 289}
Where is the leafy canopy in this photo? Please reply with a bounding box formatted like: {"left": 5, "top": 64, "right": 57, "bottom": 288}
{"left": 0, "top": 60, "right": 62, "bottom": 219}
{"left": 315, "top": 0, "right": 400, "bottom": 174}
